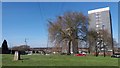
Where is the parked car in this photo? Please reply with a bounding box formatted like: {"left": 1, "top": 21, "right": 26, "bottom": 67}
{"left": 111, "top": 53, "right": 120, "bottom": 58}
{"left": 75, "top": 53, "right": 86, "bottom": 56}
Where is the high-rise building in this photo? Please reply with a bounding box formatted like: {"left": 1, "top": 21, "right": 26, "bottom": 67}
{"left": 88, "top": 7, "right": 112, "bottom": 33}
{"left": 88, "top": 7, "right": 114, "bottom": 53}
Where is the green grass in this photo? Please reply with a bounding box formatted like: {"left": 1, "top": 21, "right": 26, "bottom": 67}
{"left": 2, "top": 54, "right": 119, "bottom": 66}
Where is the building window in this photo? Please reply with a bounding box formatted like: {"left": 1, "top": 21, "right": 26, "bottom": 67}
{"left": 96, "top": 15, "right": 101, "bottom": 18}
{"left": 97, "top": 31, "right": 99, "bottom": 34}
{"left": 96, "top": 25, "right": 99, "bottom": 27}
{"left": 96, "top": 18, "right": 101, "bottom": 21}
{"left": 101, "top": 35, "right": 103, "bottom": 37}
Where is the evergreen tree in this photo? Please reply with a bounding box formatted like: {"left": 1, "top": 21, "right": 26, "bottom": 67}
{"left": 2, "top": 40, "right": 9, "bottom": 54}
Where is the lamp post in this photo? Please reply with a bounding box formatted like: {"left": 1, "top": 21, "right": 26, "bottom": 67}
{"left": 102, "top": 24, "right": 106, "bottom": 57}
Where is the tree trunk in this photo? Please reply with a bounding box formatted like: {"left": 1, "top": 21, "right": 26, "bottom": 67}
{"left": 88, "top": 46, "right": 91, "bottom": 54}
{"left": 88, "top": 41, "right": 92, "bottom": 54}
{"left": 95, "top": 45, "right": 98, "bottom": 57}
{"left": 72, "top": 40, "right": 78, "bottom": 54}
{"left": 14, "top": 51, "right": 21, "bottom": 61}
{"left": 103, "top": 45, "right": 106, "bottom": 57}
{"left": 67, "top": 40, "right": 71, "bottom": 55}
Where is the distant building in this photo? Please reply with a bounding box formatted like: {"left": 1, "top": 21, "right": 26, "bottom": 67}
{"left": 88, "top": 7, "right": 113, "bottom": 53}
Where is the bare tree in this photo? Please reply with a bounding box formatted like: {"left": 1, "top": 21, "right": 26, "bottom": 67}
{"left": 48, "top": 12, "right": 89, "bottom": 55}
{"left": 87, "top": 29, "right": 98, "bottom": 54}
{"left": 87, "top": 29, "right": 114, "bottom": 57}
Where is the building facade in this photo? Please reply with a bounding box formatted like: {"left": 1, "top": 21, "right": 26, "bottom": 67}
{"left": 88, "top": 7, "right": 112, "bottom": 33}
{"left": 88, "top": 7, "right": 114, "bottom": 54}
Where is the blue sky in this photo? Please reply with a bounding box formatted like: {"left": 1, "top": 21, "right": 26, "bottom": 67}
{"left": 0, "top": 2, "right": 1, "bottom": 46}
{"left": 2, "top": 2, "right": 118, "bottom": 47}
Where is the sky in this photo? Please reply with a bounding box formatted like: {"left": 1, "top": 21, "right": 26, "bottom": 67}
{"left": 0, "top": 2, "right": 1, "bottom": 46}
{"left": 2, "top": 2, "right": 118, "bottom": 48}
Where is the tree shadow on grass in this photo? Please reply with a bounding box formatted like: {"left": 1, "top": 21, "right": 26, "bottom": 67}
{"left": 20, "top": 58, "right": 30, "bottom": 60}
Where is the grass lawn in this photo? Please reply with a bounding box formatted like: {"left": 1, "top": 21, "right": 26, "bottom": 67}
{"left": 2, "top": 54, "right": 119, "bottom": 66}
